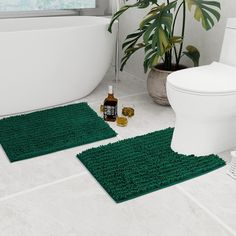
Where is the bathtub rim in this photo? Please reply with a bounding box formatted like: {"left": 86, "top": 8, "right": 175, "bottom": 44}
{"left": 0, "top": 16, "right": 116, "bottom": 33}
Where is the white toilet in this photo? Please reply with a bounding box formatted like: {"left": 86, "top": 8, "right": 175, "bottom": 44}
{"left": 167, "top": 18, "right": 236, "bottom": 156}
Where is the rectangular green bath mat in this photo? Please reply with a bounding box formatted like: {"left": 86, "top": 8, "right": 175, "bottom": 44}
{"left": 77, "top": 128, "right": 225, "bottom": 203}
{"left": 0, "top": 103, "right": 117, "bottom": 162}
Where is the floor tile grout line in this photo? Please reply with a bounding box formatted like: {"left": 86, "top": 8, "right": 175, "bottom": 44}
{"left": 0, "top": 136, "right": 125, "bottom": 203}
{"left": 177, "top": 185, "right": 236, "bottom": 236}
{"left": 0, "top": 172, "right": 87, "bottom": 203}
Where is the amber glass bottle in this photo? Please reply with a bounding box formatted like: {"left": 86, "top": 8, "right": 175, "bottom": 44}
{"left": 104, "top": 85, "right": 118, "bottom": 122}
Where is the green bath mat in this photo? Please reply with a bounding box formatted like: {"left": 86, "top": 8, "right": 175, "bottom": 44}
{"left": 77, "top": 128, "right": 225, "bottom": 203}
{"left": 0, "top": 103, "right": 117, "bottom": 162}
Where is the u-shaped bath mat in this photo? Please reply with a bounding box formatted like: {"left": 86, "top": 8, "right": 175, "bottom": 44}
{"left": 0, "top": 102, "right": 117, "bottom": 162}
{"left": 77, "top": 128, "right": 226, "bottom": 203}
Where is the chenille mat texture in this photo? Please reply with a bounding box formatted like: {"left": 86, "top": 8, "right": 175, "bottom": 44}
{"left": 77, "top": 128, "right": 226, "bottom": 203}
{"left": 0, "top": 103, "right": 117, "bottom": 162}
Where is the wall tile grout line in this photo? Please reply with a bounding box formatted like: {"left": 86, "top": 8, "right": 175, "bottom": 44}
{"left": 112, "top": 91, "right": 148, "bottom": 100}
{"left": 88, "top": 92, "right": 149, "bottom": 106}
{"left": 1, "top": 91, "right": 148, "bottom": 119}
{"left": 121, "top": 70, "right": 146, "bottom": 82}
{"left": 176, "top": 185, "right": 236, "bottom": 236}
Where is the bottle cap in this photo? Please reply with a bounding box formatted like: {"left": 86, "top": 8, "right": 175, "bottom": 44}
{"left": 108, "top": 85, "right": 113, "bottom": 94}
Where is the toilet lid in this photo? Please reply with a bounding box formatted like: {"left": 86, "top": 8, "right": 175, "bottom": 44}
{"left": 167, "top": 62, "right": 236, "bottom": 94}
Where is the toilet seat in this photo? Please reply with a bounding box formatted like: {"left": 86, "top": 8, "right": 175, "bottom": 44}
{"left": 167, "top": 62, "right": 236, "bottom": 96}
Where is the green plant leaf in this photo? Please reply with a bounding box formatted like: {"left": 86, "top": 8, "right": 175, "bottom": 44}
{"left": 120, "top": 43, "right": 145, "bottom": 71}
{"left": 169, "top": 36, "right": 183, "bottom": 44}
{"left": 108, "top": 0, "right": 157, "bottom": 33}
{"left": 108, "top": 3, "right": 137, "bottom": 33}
{"left": 183, "top": 45, "right": 200, "bottom": 67}
{"left": 122, "top": 24, "right": 150, "bottom": 50}
{"left": 120, "top": 22, "right": 153, "bottom": 71}
{"left": 141, "top": 2, "right": 177, "bottom": 57}
{"left": 186, "top": 0, "right": 221, "bottom": 30}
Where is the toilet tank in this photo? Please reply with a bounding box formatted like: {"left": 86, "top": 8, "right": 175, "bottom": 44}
{"left": 220, "top": 18, "right": 236, "bottom": 66}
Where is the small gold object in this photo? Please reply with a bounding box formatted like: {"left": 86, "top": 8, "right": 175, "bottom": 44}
{"left": 122, "top": 107, "right": 135, "bottom": 117}
{"left": 100, "top": 104, "right": 104, "bottom": 113}
{"left": 116, "top": 116, "right": 128, "bottom": 127}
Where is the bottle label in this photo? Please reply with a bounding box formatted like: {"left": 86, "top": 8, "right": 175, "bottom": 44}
{"left": 104, "top": 105, "right": 117, "bottom": 119}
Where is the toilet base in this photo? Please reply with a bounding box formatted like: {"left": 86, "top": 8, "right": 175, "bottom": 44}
{"left": 171, "top": 117, "right": 236, "bottom": 156}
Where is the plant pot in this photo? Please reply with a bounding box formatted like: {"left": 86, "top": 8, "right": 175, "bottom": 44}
{"left": 147, "top": 64, "right": 187, "bottom": 106}
{"left": 147, "top": 67, "right": 172, "bottom": 106}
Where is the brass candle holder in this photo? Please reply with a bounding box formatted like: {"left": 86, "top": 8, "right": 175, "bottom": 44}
{"left": 122, "top": 107, "right": 135, "bottom": 117}
{"left": 100, "top": 104, "right": 104, "bottom": 113}
{"left": 116, "top": 116, "right": 128, "bottom": 127}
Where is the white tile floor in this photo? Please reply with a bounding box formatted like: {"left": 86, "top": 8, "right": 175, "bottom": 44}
{"left": 0, "top": 68, "right": 236, "bottom": 236}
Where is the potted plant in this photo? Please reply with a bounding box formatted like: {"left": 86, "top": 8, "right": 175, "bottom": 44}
{"left": 108, "top": 0, "right": 221, "bottom": 105}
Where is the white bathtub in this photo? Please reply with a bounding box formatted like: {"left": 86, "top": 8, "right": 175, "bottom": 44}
{"left": 0, "top": 16, "right": 118, "bottom": 116}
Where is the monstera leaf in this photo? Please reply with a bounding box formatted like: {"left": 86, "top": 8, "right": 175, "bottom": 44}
{"left": 120, "top": 1, "right": 182, "bottom": 72}
{"left": 121, "top": 43, "right": 145, "bottom": 71}
{"left": 108, "top": 0, "right": 157, "bottom": 33}
{"left": 120, "top": 26, "right": 148, "bottom": 71}
{"left": 108, "top": 0, "right": 220, "bottom": 72}
{"left": 186, "top": 0, "right": 221, "bottom": 30}
{"left": 183, "top": 45, "right": 200, "bottom": 67}
{"left": 140, "top": 2, "right": 177, "bottom": 56}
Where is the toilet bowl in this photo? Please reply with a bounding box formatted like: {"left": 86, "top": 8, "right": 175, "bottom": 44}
{"left": 166, "top": 18, "right": 236, "bottom": 156}
{"left": 167, "top": 62, "right": 236, "bottom": 155}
